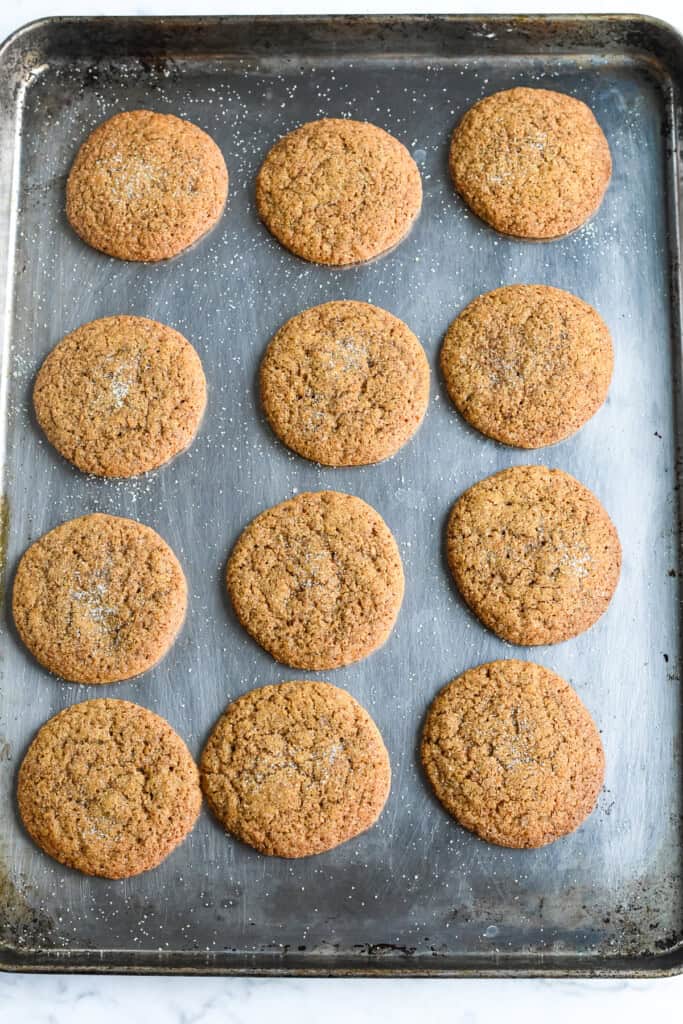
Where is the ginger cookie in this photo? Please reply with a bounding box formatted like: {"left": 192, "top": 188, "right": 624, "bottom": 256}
{"left": 226, "top": 491, "right": 404, "bottom": 670}
{"left": 260, "top": 300, "right": 430, "bottom": 466}
{"left": 440, "top": 285, "right": 613, "bottom": 448}
{"left": 201, "top": 680, "right": 391, "bottom": 857}
{"left": 66, "top": 110, "right": 228, "bottom": 261}
{"left": 256, "top": 118, "right": 422, "bottom": 265}
{"left": 450, "top": 87, "right": 612, "bottom": 239}
{"left": 421, "top": 660, "right": 604, "bottom": 848}
{"left": 34, "top": 315, "right": 207, "bottom": 478}
{"left": 13, "top": 514, "right": 187, "bottom": 683}
{"left": 447, "top": 466, "right": 621, "bottom": 645}
{"left": 17, "top": 699, "right": 201, "bottom": 878}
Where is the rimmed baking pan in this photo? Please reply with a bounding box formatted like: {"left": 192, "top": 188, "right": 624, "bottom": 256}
{"left": 0, "top": 14, "right": 681, "bottom": 976}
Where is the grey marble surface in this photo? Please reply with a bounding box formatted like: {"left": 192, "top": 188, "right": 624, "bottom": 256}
{"left": 1, "top": 0, "right": 682, "bottom": 1019}
{"left": 1, "top": 974, "right": 682, "bottom": 1023}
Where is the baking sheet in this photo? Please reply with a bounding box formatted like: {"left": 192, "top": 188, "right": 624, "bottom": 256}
{"left": 0, "top": 15, "right": 682, "bottom": 976}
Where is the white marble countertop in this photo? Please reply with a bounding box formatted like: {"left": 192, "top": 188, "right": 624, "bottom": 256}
{"left": 2, "top": 0, "right": 682, "bottom": 1018}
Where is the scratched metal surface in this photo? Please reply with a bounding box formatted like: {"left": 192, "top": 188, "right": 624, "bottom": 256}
{"left": 0, "top": 16, "right": 682, "bottom": 976}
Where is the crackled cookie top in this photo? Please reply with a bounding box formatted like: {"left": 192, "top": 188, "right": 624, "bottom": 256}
{"left": 446, "top": 466, "right": 621, "bottom": 645}
{"left": 201, "top": 680, "right": 391, "bottom": 857}
{"left": 440, "top": 285, "right": 613, "bottom": 448}
{"left": 226, "top": 491, "right": 404, "bottom": 670}
{"left": 18, "top": 699, "right": 201, "bottom": 878}
{"left": 256, "top": 118, "right": 422, "bottom": 265}
{"left": 421, "top": 660, "right": 605, "bottom": 848}
{"left": 12, "top": 513, "right": 187, "bottom": 683}
{"left": 450, "top": 88, "right": 611, "bottom": 239}
{"left": 66, "top": 110, "right": 228, "bottom": 261}
{"left": 260, "top": 300, "right": 430, "bottom": 465}
{"left": 34, "top": 315, "right": 207, "bottom": 477}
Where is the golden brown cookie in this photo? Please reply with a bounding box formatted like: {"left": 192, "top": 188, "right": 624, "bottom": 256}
{"left": 440, "top": 285, "right": 613, "bottom": 448}
{"left": 34, "top": 315, "right": 207, "bottom": 478}
{"left": 17, "top": 699, "right": 201, "bottom": 878}
{"left": 256, "top": 118, "right": 422, "bottom": 265}
{"left": 421, "top": 660, "right": 605, "bottom": 848}
{"left": 447, "top": 466, "right": 621, "bottom": 645}
{"left": 226, "top": 491, "right": 404, "bottom": 670}
{"left": 201, "top": 680, "right": 390, "bottom": 857}
{"left": 66, "top": 110, "right": 228, "bottom": 261}
{"left": 450, "top": 87, "right": 612, "bottom": 239}
{"left": 13, "top": 514, "right": 187, "bottom": 683}
{"left": 260, "top": 300, "right": 430, "bottom": 466}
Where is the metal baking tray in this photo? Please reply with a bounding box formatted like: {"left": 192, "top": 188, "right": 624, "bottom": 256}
{"left": 0, "top": 14, "right": 682, "bottom": 978}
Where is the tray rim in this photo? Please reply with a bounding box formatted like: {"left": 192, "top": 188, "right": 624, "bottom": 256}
{"left": 0, "top": 11, "right": 682, "bottom": 979}
{"left": 4, "top": 10, "right": 683, "bottom": 63}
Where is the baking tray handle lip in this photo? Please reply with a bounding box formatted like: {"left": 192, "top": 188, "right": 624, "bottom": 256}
{"left": 1, "top": 951, "right": 683, "bottom": 978}
{"left": 0, "top": 14, "right": 70, "bottom": 68}
{"left": 629, "top": 11, "right": 683, "bottom": 63}
{"left": 3, "top": 12, "right": 683, "bottom": 69}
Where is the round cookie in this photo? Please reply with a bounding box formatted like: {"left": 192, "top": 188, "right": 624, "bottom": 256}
{"left": 450, "top": 87, "right": 612, "bottom": 239}
{"left": 440, "top": 285, "right": 613, "bottom": 448}
{"left": 260, "top": 300, "right": 430, "bottom": 466}
{"left": 66, "top": 110, "right": 228, "bottom": 261}
{"left": 12, "top": 513, "right": 187, "bottom": 683}
{"left": 421, "top": 660, "right": 605, "bottom": 848}
{"left": 201, "top": 680, "right": 391, "bottom": 857}
{"left": 446, "top": 466, "right": 621, "bottom": 645}
{"left": 17, "top": 699, "right": 201, "bottom": 878}
{"left": 256, "top": 118, "right": 422, "bottom": 265}
{"left": 226, "top": 491, "right": 404, "bottom": 670}
{"left": 34, "top": 315, "right": 207, "bottom": 478}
